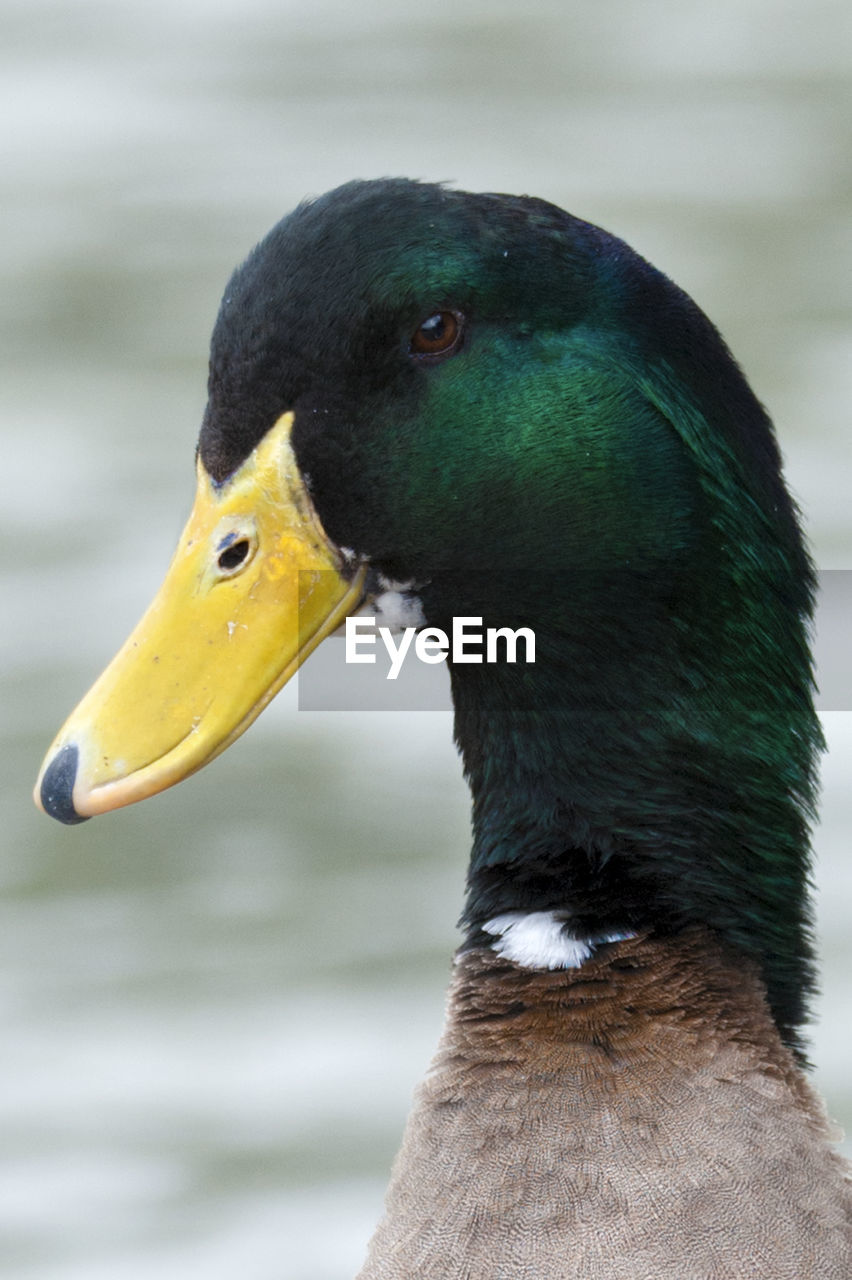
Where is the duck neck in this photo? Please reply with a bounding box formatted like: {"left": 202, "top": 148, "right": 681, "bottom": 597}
{"left": 451, "top": 560, "right": 820, "bottom": 1056}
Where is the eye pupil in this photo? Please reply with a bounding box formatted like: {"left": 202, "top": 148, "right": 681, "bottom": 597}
{"left": 422, "top": 314, "right": 446, "bottom": 341}
{"left": 410, "top": 310, "right": 463, "bottom": 358}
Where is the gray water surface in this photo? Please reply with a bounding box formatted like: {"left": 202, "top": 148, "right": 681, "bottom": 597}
{"left": 2, "top": 1, "right": 851, "bottom": 1275}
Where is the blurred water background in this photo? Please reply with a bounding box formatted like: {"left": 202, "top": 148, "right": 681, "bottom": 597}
{"left": 1, "top": 0, "right": 851, "bottom": 1275}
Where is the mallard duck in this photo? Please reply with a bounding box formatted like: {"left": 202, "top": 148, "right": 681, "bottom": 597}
{"left": 35, "top": 179, "right": 850, "bottom": 1276}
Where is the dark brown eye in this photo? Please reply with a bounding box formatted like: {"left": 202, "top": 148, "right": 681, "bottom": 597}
{"left": 409, "top": 310, "right": 464, "bottom": 359}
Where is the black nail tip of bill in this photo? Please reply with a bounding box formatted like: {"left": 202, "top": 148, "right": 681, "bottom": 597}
{"left": 40, "top": 744, "right": 89, "bottom": 825}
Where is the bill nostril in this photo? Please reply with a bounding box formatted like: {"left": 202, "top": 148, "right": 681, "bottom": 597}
{"left": 217, "top": 538, "right": 251, "bottom": 572}
{"left": 39, "top": 744, "right": 89, "bottom": 825}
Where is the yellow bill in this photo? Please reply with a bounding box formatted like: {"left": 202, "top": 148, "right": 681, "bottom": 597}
{"left": 34, "top": 411, "right": 366, "bottom": 823}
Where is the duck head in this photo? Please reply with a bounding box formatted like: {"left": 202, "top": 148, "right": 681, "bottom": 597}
{"left": 35, "top": 179, "right": 820, "bottom": 1053}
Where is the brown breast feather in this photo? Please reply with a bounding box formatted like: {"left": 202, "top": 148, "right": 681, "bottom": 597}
{"left": 358, "top": 928, "right": 851, "bottom": 1279}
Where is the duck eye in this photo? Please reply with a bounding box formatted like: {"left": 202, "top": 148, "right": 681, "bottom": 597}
{"left": 410, "top": 310, "right": 464, "bottom": 359}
